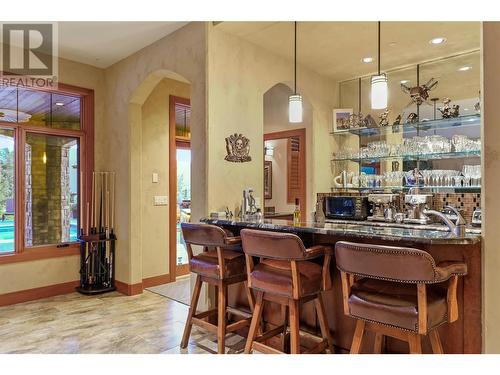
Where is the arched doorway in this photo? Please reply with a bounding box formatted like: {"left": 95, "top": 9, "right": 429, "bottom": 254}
{"left": 128, "top": 70, "right": 193, "bottom": 304}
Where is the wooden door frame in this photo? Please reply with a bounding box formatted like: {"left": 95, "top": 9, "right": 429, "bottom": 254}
{"left": 169, "top": 95, "right": 191, "bottom": 282}
{"left": 263, "top": 128, "right": 306, "bottom": 220}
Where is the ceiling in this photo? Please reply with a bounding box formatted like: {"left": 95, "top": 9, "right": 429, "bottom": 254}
{"left": 217, "top": 22, "right": 480, "bottom": 82}
{"left": 58, "top": 22, "right": 188, "bottom": 68}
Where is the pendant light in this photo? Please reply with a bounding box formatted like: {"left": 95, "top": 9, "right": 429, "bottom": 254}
{"left": 371, "top": 21, "right": 388, "bottom": 109}
{"left": 289, "top": 21, "right": 303, "bottom": 123}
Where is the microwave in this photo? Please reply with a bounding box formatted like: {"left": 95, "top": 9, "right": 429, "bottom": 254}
{"left": 324, "top": 196, "right": 368, "bottom": 220}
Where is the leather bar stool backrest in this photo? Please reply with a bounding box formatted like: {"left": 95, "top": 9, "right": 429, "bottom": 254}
{"left": 335, "top": 240, "right": 467, "bottom": 353}
{"left": 335, "top": 241, "right": 440, "bottom": 283}
{"left": 181, "top": 222, "right": 230, "bottom": 247}
{"left": 240, "top": 229, "right": 308, "bottom": 260}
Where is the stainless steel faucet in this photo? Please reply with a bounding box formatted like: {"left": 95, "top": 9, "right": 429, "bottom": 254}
{"left": 423, "top": 205, "right": 466, "bottom": 236}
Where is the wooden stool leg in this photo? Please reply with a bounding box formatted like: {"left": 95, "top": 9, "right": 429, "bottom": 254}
{"left": 181, "top": 275, "right": 202, "bottom": 348}
{"left": 289, "top": 299, "right": 301, "bottom": 354}
{"left": 280, "top": 305, "right": 289, "bottom": 353}
{"left": 244, "top": 291, "right": 264, "bottom": 354}
{"left": 373, "top": 333, "right": 384, "bottom": 354}
{"left": 350, "top": 320, "right": 365, "bottom": 354}
{"left": 429, "top": 330, "right": 444, "bottom": 354}
{"left": 314, "top": 295, "right": 334, "bottom": 353}
{"left": 408, "top": 333, "right": 422, "bottom": 354}
{"left": 217, "top": 283, "right": 227, "bottom": 354}
{"left": 244, "top": 281, "right": 255, "bottom": 311}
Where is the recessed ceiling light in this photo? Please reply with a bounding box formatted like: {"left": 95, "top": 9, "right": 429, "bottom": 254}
{"left": 362, "top": 57, "right": 373, "bottom": 63}
{"left": 400, "top": 80, "right": 409, "bottom": 84}
{"left": 430, "top": 37, "right": 447, "bottom": 45}
{"left": 458, "top": 66, "right": 472, "bottom": 72}
{"left": 55, "top": 102, "right": 65, "bottom": 106}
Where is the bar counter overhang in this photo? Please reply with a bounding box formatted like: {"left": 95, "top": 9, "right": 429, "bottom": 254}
{"left": 201, "top": 217, "right": 482, "bottom": 354}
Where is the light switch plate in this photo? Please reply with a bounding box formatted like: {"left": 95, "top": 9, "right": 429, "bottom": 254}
{"left": 152, "top": 173, "right": 159, "bottom": 183}
{"left": 154, "top": 196, "right": 168, "bottom": 205}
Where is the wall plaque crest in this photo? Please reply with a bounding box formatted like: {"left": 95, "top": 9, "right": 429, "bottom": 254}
{"left": 224, "top": 133, "right": 251, "bottom": 163}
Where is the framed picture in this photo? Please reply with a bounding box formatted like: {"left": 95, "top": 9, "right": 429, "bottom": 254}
{"left": 333, "top": 108, "right": 353, "bottom": 133}
{"left": 264, "top": 161, "right": 272, "bottom": 199}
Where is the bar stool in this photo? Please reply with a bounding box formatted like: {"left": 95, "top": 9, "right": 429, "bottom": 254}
{"left": 335, "top": 241, "right": 468, "bottom": 354}
{"left": 241, "top": 229, "right": 334, "bottom": 354}
{"left": 180, "top": 223, "right": 254, "bottom": 354}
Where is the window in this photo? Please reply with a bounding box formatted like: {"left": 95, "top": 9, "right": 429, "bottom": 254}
{"left": 25, "top": 133, "right": 79, "bottom": 246}
{"left": 0, "top": 84, "right": 93, "bottom": 259}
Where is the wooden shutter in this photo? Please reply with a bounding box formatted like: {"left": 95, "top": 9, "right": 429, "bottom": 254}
{"left": 287, "top": 136, "right": 301, "bottom": 203}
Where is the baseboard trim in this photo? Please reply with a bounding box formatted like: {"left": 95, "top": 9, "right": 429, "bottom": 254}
{"left": 142, "top": 273, "right": 171, "bottom": 288}
{"left": 0, "top": 273, "right": 174, "bottom": 306}
{"left": 115, "top": 280, "right": 143, "bottom": 296}
{"left": 115, "top": 273, "right": 172, "bottom": 296}
{"left": 0, "top": 280, "right": 80, "bottom": 307}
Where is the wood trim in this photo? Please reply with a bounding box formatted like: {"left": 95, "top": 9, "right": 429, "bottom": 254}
{"left": 0, "top": 81, "right": 94, "bottom": 262}
{"left": 0, "top": 280, "right": 79, "bottom": 307}
{"left": 0, "top": 245, "right": 79, "bottom": 265}
{"left": 169, "top": 95, "right": 191, "bottom": 282}
{"left": 263, "top": 129, "right": 306, "bottom": 220}
{"left": 115, "top": 280, "right": 143, "bottom": 296}
{"left": 142, "top": 273, "right": 171, "bottom": 288}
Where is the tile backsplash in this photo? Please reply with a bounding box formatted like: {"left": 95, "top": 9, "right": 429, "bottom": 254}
{"left": 318, "top": 192, "right": 481, "bottom": 224}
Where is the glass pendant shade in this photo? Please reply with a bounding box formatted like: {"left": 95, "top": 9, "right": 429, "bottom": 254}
{"left": 289, "top": 94, "right": 303, "bottom": 123}
{"left": 371, "top": 74, "right": 388, "bottom": 109}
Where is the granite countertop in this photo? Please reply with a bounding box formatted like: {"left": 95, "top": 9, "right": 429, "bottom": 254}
{"left": 201, "top": 217, "right": 481, "bottom": 245}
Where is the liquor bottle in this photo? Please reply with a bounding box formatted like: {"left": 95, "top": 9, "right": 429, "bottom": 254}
{"left": 293, "top": 198, "right": 301, "bottom": 224}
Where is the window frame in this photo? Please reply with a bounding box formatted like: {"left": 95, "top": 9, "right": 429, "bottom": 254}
{"left": 0, "top": 82, "right": 94, "bottom": 264}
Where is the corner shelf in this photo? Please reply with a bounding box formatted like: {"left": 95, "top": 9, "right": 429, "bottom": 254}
{"left": 330, "top": 114, "right": 481, "bottom": 137}
{"left": 331, "top": 150, "right": 481, "bottom": 164}
{"left": 330, "top": 185, "right": 481, "bottom": 193}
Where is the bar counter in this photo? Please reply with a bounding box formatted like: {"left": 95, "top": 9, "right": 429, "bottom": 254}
{"left": 201, "top": 216, "right": 482, "bottom": 353}
{"left": 202, "top": 217, "right": 481, "bottom": 245}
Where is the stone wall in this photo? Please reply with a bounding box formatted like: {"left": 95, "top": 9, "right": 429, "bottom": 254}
{"left": 25, "top": 137, "right": 72, "bottom": 246}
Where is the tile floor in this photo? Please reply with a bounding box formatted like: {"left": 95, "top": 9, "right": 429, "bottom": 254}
{"left": 147, "top": 276, "right": 191, "bottom": 305}
{"left": 0, "top": 291, "right": 248, "bottom": 354}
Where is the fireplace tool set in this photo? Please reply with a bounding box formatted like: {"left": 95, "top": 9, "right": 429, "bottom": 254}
{"left": 76, "top": 171, "right": 117, "bottom": 295}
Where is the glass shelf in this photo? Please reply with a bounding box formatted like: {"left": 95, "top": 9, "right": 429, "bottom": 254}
{"left": 330, "top": 114, "right": 481, "bottom": 137}
{"left": 331, "top": 150, "right": 481, "bottom": 163}
{"left": 330, "top": 185, "right": 481, "bottom": 193}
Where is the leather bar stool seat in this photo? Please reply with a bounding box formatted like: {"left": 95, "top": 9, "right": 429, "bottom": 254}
{"left": 251, "top": 259, "right": 323, "bottom": 298}
{"left": 241, "top": 229, "right": 335, "bottom": 354}
{"left": 335, "top": 241, "right": 468, "bottom": 354}
{"left": 190, "top": 249, "right": 246, "bottom": 279}
{"left": 180, "top": 223, "right": 255, "bottom": 354}
{"left": 349, "top": 278, "right": 448, "bottom": 332}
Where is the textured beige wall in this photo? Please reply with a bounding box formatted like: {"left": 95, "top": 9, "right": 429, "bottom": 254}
{"left": 141, "top": 78, "right": 190, "bottom": 279}
{"left": 103, "top": 22, "right": 207, "bottom": 285}
{"left": 0, "top": 257, "right": 80, "bottom": 294}
{"left": 207, "top": 26, "right": 337, "bottom": 218}
{"left": 0, "top": 58, "right": 105, "bottom": 295}
{"left": 482, "top": 22, "right": 500, "bottom": 354}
